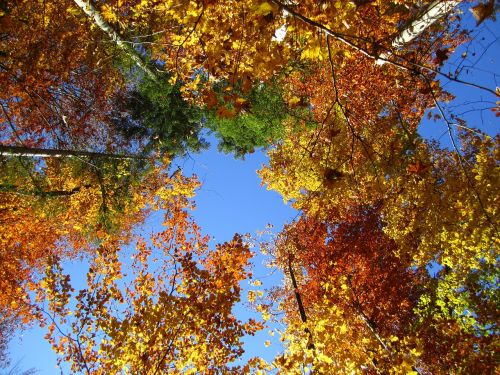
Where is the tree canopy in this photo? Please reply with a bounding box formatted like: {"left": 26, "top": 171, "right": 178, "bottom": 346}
{"left": 0, "top": 0, "right": 498, "bottom": 373}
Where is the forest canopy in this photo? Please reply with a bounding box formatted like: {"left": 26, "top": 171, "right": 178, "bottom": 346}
{"left": 0, "top": 0, "right": 499, "bottom": 374}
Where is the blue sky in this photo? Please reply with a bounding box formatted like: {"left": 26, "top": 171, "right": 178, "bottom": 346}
{"left": 419, "top": 12, "right": 499, "bottom": 144}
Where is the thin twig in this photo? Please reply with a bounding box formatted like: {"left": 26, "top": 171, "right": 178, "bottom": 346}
{"left": 426, "top": 79, "right": 498, "bottom": 235}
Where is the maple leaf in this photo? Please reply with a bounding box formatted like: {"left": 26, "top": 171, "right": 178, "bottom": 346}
{"left": 407, "top": 160, "right": 429, "bottom": 176}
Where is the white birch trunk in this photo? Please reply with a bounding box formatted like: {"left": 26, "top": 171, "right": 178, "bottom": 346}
{"left": 73, "top": 0, "right": 158, "bottom": 81}
{"left": 377, "top": 0, "right": 462, "bottom": 64}
{"left": 0, "top": 145, "right": 145, "bottom": 159}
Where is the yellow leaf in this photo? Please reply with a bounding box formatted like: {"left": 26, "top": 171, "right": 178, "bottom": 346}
{"left": 262, "top": 311, "right": 270, "bottom": 321}
{"left": 256, "top": 2, "right": 273, "bottom": 15}
{"left": 287, "top": 96, "right": 301, "bottom": 107}
{"left": 248, "top": 290, "right": 256, "bottom": 302}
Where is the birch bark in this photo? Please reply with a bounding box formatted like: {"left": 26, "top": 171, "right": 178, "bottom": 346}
{"left": 73, "top": 0, "right": 158, "bottom": 81}
{"left": 0, "top": 145, "right": 146, "bottom": 159}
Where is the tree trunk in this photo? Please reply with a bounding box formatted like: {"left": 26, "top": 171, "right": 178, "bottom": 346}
{"left": 394, "top": 0, "right": 461, "bottom": 48}
{"left": 0, "top": 183, "right": 91, "bottom": 197}
{"left": 73, "top": 0, "right": 158, "bottom": 81}
{"left": 288, "top": 255, "right": 317, "bottom": 352}
{"left": 0, "top": 145, "right": 146, "bottom": 159}
{"left": 272, "top": 0, "right": 461, "bottom": 65}
{"left": 377, "top": 0, "right": 461, "bottom": 63}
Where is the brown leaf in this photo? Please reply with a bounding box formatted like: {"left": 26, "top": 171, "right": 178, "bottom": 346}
{"left": 204, "top": 90, "right": 219, "bottom": 110}
{"left": 434, "top": 48, "right": 450, "bottom": 66}
{"left": 407, "top": 160, "right": 429, "bottom": 176}
{"left": 216, "top": 105, "right": 236, "bottom": 119}
{"left": 470, "top": 0, "right": 495, "bottom": 26}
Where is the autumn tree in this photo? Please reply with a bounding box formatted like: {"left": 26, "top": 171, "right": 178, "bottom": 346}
{"left": 26, "top": 0, "right": 490, "bottom": 159}
{"left": 253, "top": 2, "right": 499, "bottom": 371}
{"left": 265, "top": 206, "right": 423, "bottom": 373}
{"left": 5, "top": 0, "right": 490, "bottom": 158}
{"left": 0, "top": 153, "right": 178, "bottom": 326}
{"left": 1, "top": 0, "right": 207, "bottom": 327}
{"left": 0, "top": 0, "right": 126, "bottom": 150}
{"left": 257, "top": 10, "right": 499, "bottom": 363}
{"left": 267, "top": 202, "right": 498, "bottom": 374}
{"left": 259, "top": 109, "right": 498, "bottom": 370}
{"left": 38, "top": 172, "right": 262, "bottom": 374}
{"left": 1, "top": 1, "right": 206, "bottom": 158}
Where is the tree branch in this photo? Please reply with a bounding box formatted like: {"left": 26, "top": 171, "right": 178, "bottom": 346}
{"left": 73, "top": 0, "right": 158, "bottom": 81}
